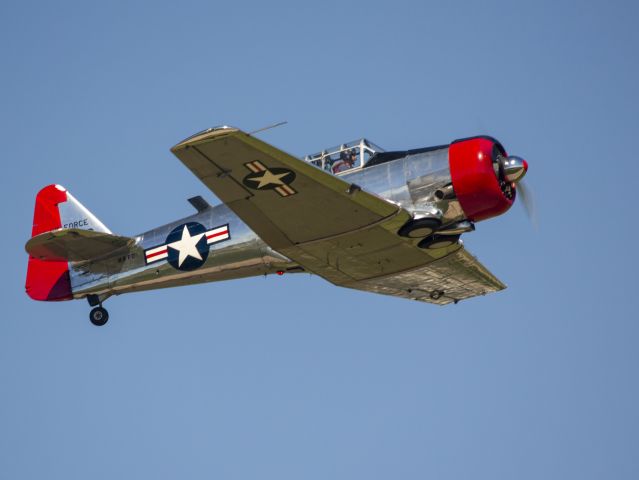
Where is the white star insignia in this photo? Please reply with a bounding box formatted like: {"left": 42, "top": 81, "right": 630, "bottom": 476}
{"left": 167, "top": 225, "right": 205, "bottom": 267}
{"left": 248, "top": 170, "right": 290, "bottom": 189}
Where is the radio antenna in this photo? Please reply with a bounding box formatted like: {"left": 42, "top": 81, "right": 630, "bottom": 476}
{"left": 248, "top": 121, "right": 288, "bottom": 136}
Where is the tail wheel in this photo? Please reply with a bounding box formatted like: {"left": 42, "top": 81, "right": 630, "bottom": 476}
{"left": 89, "top": 307, "right": 109, "bottom": 326}
{"left": 398, "top": 218, "right": 442, "bottom": 238}
{"left": 418, "top": 234, "right": 461, "bottom": 250}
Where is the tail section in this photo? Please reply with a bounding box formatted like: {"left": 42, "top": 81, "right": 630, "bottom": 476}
{"left": 25, "top": 184, "right": 110, "bottom": 301}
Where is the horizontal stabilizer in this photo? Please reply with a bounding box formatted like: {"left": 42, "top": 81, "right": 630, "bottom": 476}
{"left": 25, "top": 228, "right": 135, "bottom": 262}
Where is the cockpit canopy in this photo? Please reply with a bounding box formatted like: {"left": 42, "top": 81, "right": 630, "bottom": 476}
{"left": 304, "top": 138, "right": 384, "bottom": 174}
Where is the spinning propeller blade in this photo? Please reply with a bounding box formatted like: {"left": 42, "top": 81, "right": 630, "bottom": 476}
{"left": 516, "top": 180, "right": 537, "bottom": 228}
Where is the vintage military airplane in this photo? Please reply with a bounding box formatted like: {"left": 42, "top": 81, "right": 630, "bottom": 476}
{"left": 25, "top": 126, "right": 528, "bottom": 326}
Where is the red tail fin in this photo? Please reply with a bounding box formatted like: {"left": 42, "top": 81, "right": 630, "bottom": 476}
{"left": 25, "top": 185, "right": 72, "bottom": 301}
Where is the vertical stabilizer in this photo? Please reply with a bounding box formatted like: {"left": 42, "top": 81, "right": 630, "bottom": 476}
{"left": 25, "top": 184, "right": 110, "bottom": 301}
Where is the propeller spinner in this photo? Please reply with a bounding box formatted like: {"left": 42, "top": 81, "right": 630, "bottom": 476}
{"left": 503, "top": 156, "right": 528, "bottom": 183}
{"left": 502, "top": 155, "right": 535, "bottom": 225}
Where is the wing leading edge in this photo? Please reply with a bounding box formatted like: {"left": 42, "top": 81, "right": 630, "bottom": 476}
{"left": 171, "top": 126, "right": 505, "bottom": 304}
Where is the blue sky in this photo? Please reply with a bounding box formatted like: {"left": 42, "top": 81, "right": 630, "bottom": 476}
{"left": 1, "top": 1, "right": 638, "bottom": 478}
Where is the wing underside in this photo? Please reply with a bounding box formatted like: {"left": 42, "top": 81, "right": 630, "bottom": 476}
{"left": 346, "top": 247, "right": 505, "bottom": 305}
{"left": 171, "top": 126, "right": 505, "bottom": 305}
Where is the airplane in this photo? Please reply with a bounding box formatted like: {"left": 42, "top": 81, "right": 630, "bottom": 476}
{"left": 24, "top": 126, "right": 528, "bottom": 326}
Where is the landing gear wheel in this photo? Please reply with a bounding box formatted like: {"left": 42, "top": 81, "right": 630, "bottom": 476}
{"left": 418, "top": 234, "right": 461, "bottom": 250}
{"left": 89, "top": 307, "right": 109, "bottom": 326}
{"left": 398, "top": 218, "right": 442, "bottom": 238}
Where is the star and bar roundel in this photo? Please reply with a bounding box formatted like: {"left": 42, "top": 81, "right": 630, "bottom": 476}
{"left": 144, "top": 222, "right": 230, "bottom": 271}
{"left": 242, "top": 160, "right": 297, "bottom": 197}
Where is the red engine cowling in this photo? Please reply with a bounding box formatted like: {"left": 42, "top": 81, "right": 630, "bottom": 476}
{"left": 448, "top": 136, "right": 515, "bottom": 222}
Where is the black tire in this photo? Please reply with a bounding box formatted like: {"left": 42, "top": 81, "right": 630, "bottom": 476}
{"left": 398, "top": 218, "right": 442, "bottom": 238}
{"left": 89, "top": 307, "right": 109, "bottom": 326}
{"left": 418, "top": 234, "right": 461, "bottom": 250}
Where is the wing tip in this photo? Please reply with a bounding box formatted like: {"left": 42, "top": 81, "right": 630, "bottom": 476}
{"left": 171, "top": 125, "right": 241, "bottom": 152}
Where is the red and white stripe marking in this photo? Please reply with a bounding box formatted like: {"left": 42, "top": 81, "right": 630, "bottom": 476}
{"left": 144, "top": 224, "right": 230, "bottom": 265}
{"left": 145, "top": 245, "right": 169, "bottom": 263}
{"left": 205, "top": 224, "right": 229, "bottom": 244}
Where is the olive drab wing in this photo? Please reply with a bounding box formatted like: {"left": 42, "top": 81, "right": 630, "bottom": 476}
{"left": 170, "top": 127, "right": 505, "bottom": 305}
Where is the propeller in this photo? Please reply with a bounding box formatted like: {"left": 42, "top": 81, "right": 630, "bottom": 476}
{"left": 516, "top": 179, "right": 537, "bottom": 228}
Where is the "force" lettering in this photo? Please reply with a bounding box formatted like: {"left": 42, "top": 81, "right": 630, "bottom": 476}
{"left": 63, "top": 218, "right": 89, "bottom": 229}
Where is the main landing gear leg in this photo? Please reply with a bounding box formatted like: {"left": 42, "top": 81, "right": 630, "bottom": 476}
{"left": 87, "top": 295, "right": 109, "bottom": 326}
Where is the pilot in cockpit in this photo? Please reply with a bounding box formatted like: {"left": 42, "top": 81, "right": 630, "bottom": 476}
{"left": 332, "top": 148, "right": 358, "bottom": 174}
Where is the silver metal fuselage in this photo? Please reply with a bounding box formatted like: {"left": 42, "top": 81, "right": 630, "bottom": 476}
{"left": 71, "top": 147, "right": 462, "bottom": 299}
